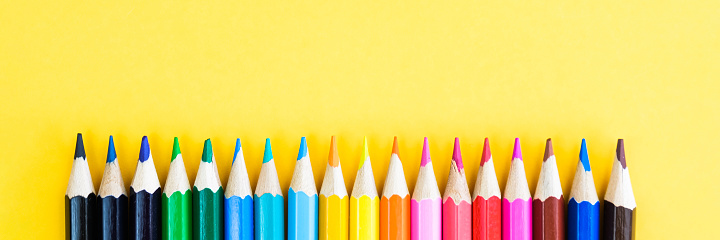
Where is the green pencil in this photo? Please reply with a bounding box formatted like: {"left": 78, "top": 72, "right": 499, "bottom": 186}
{"left": 162, "top": 137, "right": 192, "bottom": 239}
{"left": 193, "top": 139, "right": 224, "bottom": 240}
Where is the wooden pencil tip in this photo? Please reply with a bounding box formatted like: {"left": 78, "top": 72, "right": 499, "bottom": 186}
{"left": 139, "top": 136, "right": 150, "bottom": 162}
{"left": 616, "top": 139, "right": 626, "bottom": 168}
{"left": 74, "top": 133, "right": 86, "bottom": 159}
{"left": 543, "top": 138, "right": 554, "bottom": 162}
{"left": 452, "top": 137, "right": 463, "bottom": 170}
{"left": 480, "top": 138, "right": 491, "bottom": 166}
{"left": 328, "top": 136, "right": 340, "bottom": 167}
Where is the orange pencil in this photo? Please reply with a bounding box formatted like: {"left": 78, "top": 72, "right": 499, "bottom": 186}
{"left": 380, "top": 137, "right": 411, "bottom": 240}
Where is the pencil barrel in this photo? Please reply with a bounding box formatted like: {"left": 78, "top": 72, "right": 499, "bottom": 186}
{"left": 410, "top": 198, "right": 441, "bottom": 240}
{"left": 254, "top": 193, "right": 285, "bottom": 240}
{"left": 225, "top": 195, "right": 254, "bottom": 240}
{"left": 99, "top": 195, "right": 128, "bottom": 240}
{"left": 193, "top": 187, "right": 224, "bottom": 240}
{"left": 288, "top": 189, "right": 319, "bottom": 240}
{"left": 66, "top": 194, "right": 97, "bottom": 240}
{"left": 603, "top": 201, "right": 635, "bottom": 240}
{"left": 350, "top": 195, "right": 380, "bottom": 240}
{"left": 319, "top": 194, "right": 348, "bottom": 240}
{"left": 532, "top": 197, "right": 565, "bottom": 240}
{"left": 162, "top": 191, "right": 191, "bottom": 240}
{"left": 501, "top": 198, "right": 532, "bottom": 240}
{"left": 567, "top": 198, "right": 599, "bottom": 240}
{"left": 472, "top": 196, "right": 501, "bottom": 240}
{"left": 129, "top": 188, "right": 161, "bottom": 240}
{"left": 442, "top": 198, "right": 472, "bottom": 240}
{"left": 380, "top": 195, "right": 411, "bottom": 240}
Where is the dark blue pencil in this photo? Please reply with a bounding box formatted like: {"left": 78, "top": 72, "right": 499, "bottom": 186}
{"left": 129, "top": 136, "right": 162, "bottom": 240}
{"left": 98, "top": 136, "right": 128, "bottom": 240}
{"left": 65, "top": 133, "right": 97, "bottom": 240}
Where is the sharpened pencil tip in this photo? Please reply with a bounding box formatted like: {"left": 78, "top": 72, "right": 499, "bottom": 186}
{"left": 421, "top": 137, "right": 431, "bottom": 166}
{"left": 392, "top": 136, "right": 400, "bottom": 156}
{"left": 480, "top": 138, "right": 492, "bottom": 166}
{"left": 297, "top": 137, "right": 308, "bottom": 161}
{"left": 139, "top": 136, "right": 150, "bottom": 162}
{"left": 617, "top": 139, "right": 626, "bottom": 168}
{"left": 328, "top": 136, "right": 340, "bottom": 167}
{"left": 107, "top": 136, "right": 117, "bottom": 163}
{"left": 452, "top": 137, "right": 463, "bottom": 170}
{"left": 360, "top": 136, "right": 370, "bottom": 168}
{"left": 580, "top": 139, "right": 591, "bottom": 171}
{"left": 543, "top": 138, "right": 554, "bottom": 162}
{"left": 512, "top": 138, "right": 522, "bottom": 161}
{"left": 74, "top": 133, "right": 86, "bottom": 159}
{"left": 202, "top": 139, "right": 213, "bottom": 163}
{"left": 263, "top": 138, "right": 273, "bottom": 163}
{"left": 171, "top": 137, "right": 181, "bottom": 161}
{"left": 232, "top": 138, "right": 241, "bottom": 164}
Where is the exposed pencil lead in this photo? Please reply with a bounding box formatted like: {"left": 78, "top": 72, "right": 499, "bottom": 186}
{"left": 171, "top": 137, "right": 181, "bottom": 161}
{"left": 263, "top": 138, "right": 273, "bottom": 163}
{"left": 392, "top": 136, "right": 400, "bottom": 156}
{"left": 202, "top": 139, "right": 213, "bottom": 163}
{"left": 232, "top": 138, "right": 241, "bottom": 164}
{"left": 297, "top": 137, "right": 308, "bottom": 161}
{"left": 452, "top": 137, "right": 464, "bottom": 170}
{"left": 107, "top": 135, "right": 117, "bottom": 163}
{"left": 580, "top": 139, "right": 591, "bottom": 171}
{"left": 543, "top": 138, "right": 554, "bottom": 162}
{"left": 480, "top": 138, "right": 492, "bottom": 166}
{"left": 512, "top": 138, "right": 522, "bottom": 161}
{"left": 74, "top": 133, "right": 86, "bottom": 159}
{"left": 139, "top": 136, "right": 150, "bottom": 162}
{"left": 421, "top": 137, "right": 431, "bottom": 166}
{"left": 616, "top": 139, "right": 626, "bottom": 168}
{"left": 328, "top": 136, "right": 340, "bottom": 167}
{"left": 359, "top": 136, "right": 370, "bottom": 168}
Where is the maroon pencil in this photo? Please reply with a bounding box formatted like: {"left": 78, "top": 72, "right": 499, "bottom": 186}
{"left": 532, "top": 139, "right": 565, "bottom": 240}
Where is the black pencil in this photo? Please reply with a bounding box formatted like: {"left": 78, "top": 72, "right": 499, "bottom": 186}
{"left": 603, "top": 139, "right": 636, "bottom": 240}
{"left": 129, "top": 136, "right": 162, "bottom": 240}
{"left": 98, "top": 136, "right": 128, "bottom": 240}
{"left": 65, "top": 133, "right": 97, "bottom": 240}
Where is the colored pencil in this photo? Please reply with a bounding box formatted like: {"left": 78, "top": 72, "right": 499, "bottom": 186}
{"left": 568, "top": 139, "right": 599, "bottom": 240}
{"left": 225, "top": 139, "right": 254, "bottom": 240}
{"left": 99, "top": 136, "right": 128, "bottom": 240}
{"left": 410, "top": 137, "right": 441, "bottom": 240}
{"left": 254, "top": 138, "right": 285, "bottom": 240}
{"left": 442, "top": 138, "right": 472, "bottom": 240}
{"left": 502, "top": 138, "right": 532, "bottom": 240}
{"left": 603, "top": 139, "right": 636, "bottom": 240}
{"left": 319, "top": 136, "right": 349, "bottom": 240}
{"left": 350, "top": 137, "right": 380, "bottom": 240}
{"left": 472, "top": 138, "right": 501, "bottom": 240}
{"left": 162, "top": 137, "right": 192, "bottom": 240}
{"left": 289, "top": 137, "right": 319, "bottom": 240}
{"left": 129, "top": 136, "right": 161, "bottom": 240}
{"left": 193, "top": 139, "right": 224, "bottom": 240}
{"left": 65, "top": 133, "right": 97, "bottom": 240}
{"left": 532, "top": 139, "right": 565, "bottom": 240}
{"left": 380, "top": 137, "right": 410, "bottom": 240}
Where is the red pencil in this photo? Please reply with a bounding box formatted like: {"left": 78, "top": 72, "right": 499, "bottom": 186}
{"left": 472, "top": 138, "right": 501, "bottom": 240}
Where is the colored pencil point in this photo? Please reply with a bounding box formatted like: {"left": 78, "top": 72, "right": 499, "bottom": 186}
{"left": 350, "top": 137, "right": 380, "bottom": 240}
{"left": 66, "top": 133, "right": 97, "bottom": 240}
{"left": 130, "top": 136, "right": 161, "bottom": 240}
{"left": 568, "top": 139, "right": 600, "bottom": 240}
{"left": 472, "top": 138, "right": 501, "bottom": 240}
{"left": 319, "top": 136, "right": 349, "bottom": 240}
{"left": 380, "top": 137, "right": 411, "bottom": 240}
{"left": 410, "top": 137, "right": 442, "bottom": 240}
{"left": 442, "top": 138, "right": 472, "bottom": 240}
{"left": 99, "top": 136, "right": 128, "bottom": 240}
{"left": 289, "top": 137, "right": 319, "bottom": 240}
{"left": 225, "top": 139, "right": 254, "bottom": 240}
{"left": 502, "top": 138, "right": 532, "bottom": 240}
{"left": 193, "top": 139, "right": 224, "bottom": 240}
{"left": 162, "top": 137, "right": 192, "bottom": 240}
{"left": 532, "top": 139, "right": 565, "bottom": 240}
{"left": 603, "top": 139, "right": 636, "bottom": 240}
{"left": 254, "top": 138, "right": 284, "bottom": 240}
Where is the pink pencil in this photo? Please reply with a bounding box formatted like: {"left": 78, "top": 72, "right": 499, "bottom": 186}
{"left": 411, "top": 137, "right": 442, "bottom": 240}
{"left": 502, "top": 138, "right": 532, "bottom": 240}
{"left": 443, "top": 138, "right": 472, "bottom": 240}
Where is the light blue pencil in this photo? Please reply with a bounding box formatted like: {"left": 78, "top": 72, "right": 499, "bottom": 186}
{"left": 225, "top": 139, "right": 254, "bottom": 240}
{"left": 289, "top": 137, "right": 319, "bottom": 240}
{"left": 254, "top": 138, "right": 285, "bottom": 240}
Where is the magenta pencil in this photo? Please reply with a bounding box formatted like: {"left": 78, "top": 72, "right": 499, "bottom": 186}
{"left": 411, "top": 137, "right": 441, "bottom": 240}
{"left": 442, "top": 138, "right": 472, "bottom": 240}
{"left": 502, "top": 138, "right": 532, "bottom": 240}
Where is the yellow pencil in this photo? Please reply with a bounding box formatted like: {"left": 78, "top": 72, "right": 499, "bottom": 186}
{"left": 320, "top": 136, "right": 349, "bottom": 240}
{"left": 350, "top": 137, "right": 380, "bottom": 240}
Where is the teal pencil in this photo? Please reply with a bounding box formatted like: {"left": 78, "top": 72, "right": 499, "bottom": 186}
{"left": 254, "top": 138, "right": 285, "bottom": 240}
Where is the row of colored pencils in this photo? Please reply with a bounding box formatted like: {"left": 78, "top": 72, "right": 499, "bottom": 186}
{"left": 67, "top": 134, "right": 635, "bottom": 240}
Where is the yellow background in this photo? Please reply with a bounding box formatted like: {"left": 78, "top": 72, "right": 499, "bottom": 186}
{"left": 1, "top": 1, "right": 718, "bottom": 239}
